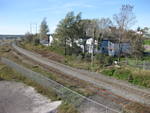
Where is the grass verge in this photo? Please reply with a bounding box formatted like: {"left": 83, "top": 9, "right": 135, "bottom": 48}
{"left": 101, "top": 66, "right": 150, "bottom": 88}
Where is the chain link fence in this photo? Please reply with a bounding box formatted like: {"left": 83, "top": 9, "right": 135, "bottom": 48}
{"left": 121, "top": 59, "right": 150, "bottom": 70}
{"left": 0, "top": 57, "right": 120, "bottom": 113}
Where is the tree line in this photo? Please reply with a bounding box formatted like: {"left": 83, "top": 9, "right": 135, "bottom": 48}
{"left": 24, "top": 4, "right": 148, "bottom": 63}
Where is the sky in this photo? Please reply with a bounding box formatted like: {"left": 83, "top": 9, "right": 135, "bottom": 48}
{"left": 0, "top": 0, "right": 150, "bottom": 35}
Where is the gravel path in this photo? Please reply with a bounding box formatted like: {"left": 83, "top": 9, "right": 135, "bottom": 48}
{"left": 0, "top": 81, "right": 61, "bottom": 113}
{"left": 12, "top": 43, "right": 150, "bottom": 105}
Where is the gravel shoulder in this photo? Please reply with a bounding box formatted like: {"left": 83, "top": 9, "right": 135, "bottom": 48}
{"left": 0, "top": 81, "right": 61, "bottom": 113}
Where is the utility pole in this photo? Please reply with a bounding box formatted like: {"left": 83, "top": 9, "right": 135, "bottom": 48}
{"left": 30, "top": 23, "right": 32, "bottom": 34}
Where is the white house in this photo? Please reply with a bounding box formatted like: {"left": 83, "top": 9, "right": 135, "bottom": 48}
{"left": 76, "top": 38, "right": 98, "bottom": 54}
{"left": 40, "top": 34, "right": 53, "bottom": 46}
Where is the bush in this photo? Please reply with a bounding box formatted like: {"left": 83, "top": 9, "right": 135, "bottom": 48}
{"left": 132, "top": 75, "right": 150, "bottom": 88}
{"left": 102, "top": 68, "right": 115, "bottom": 76}
{"left": 113, "top": 68, "right": 131, "bottom": 80}
{"left": 102, "top": 66, "right": 150, "bottom": 88}
{"left": 128, "top": 74, "right": 134, "bottom": 83}
{"left": 48, "top": 45, "right": 65, "bottom": 55}
{"left": 33, "top": 38, "right": 40, "bottom": 46}
{"left": 102, "top": 67, "right": 132, "bottom": 80}
{"left": 96, "top": 54, "right": 113, "bottom": 67}
{"left": 24, "top": 33, "right": 34, "bottom": 42}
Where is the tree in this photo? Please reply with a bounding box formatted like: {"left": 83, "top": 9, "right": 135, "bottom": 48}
{"left": 113, "top": 4, "right": 136, "bottom": 60}
{"left": 113, "top": 5, "right": 136, "bottom": 31}
{"left": 65, "top": 12, "right": 82, "bottom": 55}
{"left": 54, "top": 19, "right": 68, "bottom": 55}
{"left": 39, "top": 18, "right": 49, "bottom": 40}
{"left": 54, "top": 11, "right": 82, "bottom": 55}
{"left": 78, "top": 19, "right": 91, "bottom": 58}
{"left": 98, "top": 18, "right": 113, "bottom": 49}
{"left": 127, "top": 29, "right": 144, "bottom": 59}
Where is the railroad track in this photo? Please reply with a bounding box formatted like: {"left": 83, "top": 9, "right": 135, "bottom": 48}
{"left": 12, "top": 43, "right": 150, "bottom": 106}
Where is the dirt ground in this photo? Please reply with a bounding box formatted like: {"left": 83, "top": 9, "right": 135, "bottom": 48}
{"left": 0, "top": 81, "right": 61, "bottom": 113}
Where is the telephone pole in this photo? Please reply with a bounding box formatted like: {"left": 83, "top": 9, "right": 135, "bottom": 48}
{"left": 30, "top": 23, "right": 32, "bottom": 34}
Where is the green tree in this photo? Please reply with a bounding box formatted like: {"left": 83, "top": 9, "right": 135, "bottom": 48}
{"left": 54, "top": 11, "right": 82, "bottom": 55}
{"left": 54, "top": 18, "right": 69, "bottom": 56}
{"left": 39, "top": 18, "right": 49, "bottom": 40}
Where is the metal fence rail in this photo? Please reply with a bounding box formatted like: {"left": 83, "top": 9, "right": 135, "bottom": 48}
{"left": 0, "top": 57, "right": 120, "bottom": 113}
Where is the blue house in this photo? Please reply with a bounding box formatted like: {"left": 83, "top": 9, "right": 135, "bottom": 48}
{"left": 100, "top": 39, "right": 131, "bottom": 56}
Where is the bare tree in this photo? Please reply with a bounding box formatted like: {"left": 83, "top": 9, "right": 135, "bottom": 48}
{"left": 98, "top": 18, "right": 113, "bottom": 49}
{"left": 113, "top": 4, "right": 136, "bottom": 60}
{"left": 99, "top": 18, "right": 113, "bottom": 39}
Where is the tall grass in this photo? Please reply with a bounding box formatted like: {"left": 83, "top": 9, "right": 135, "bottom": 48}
{"left": 102, "top": 66, "right": 150, "bottom": 88}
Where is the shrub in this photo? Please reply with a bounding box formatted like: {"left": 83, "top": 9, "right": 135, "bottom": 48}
{"left": 48, "top": 45, "right": 64, "bottom": 55}
{"left": 102, "top": 68, "right": 115, "bottom": 76}
{"left": 113, "top": 68, "right": 131, "bottom": 80}
{"left": 33, "top": 38, "right": 40, "bottom": 46}
{"left": 128, "top": 74, "right": 134, "bottom": 83}
{"left": 96, "top": 54, "right": 114, "bottom": 67}
{"left": 24, "top": 32, "right": 34, "bottom": 42}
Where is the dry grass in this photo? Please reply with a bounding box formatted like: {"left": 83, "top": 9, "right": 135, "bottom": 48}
{"left": 57, "top": 102, "right": 79, "bottom": 113}
{"left": 0, "top": 62, "right": 59, "bottom": 100}
{"left": 0, "top": 62, "right": 80, "bottom": 113}
{"left": 123, "top": 102, "right": 150, "bottom": 113}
